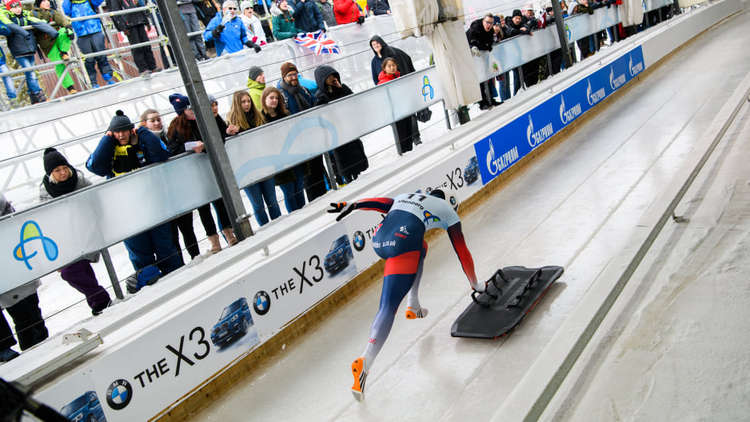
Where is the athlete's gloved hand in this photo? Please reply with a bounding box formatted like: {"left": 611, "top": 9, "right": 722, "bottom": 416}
{"left": 328, "top": 202, "right": 355, "bottom": 221}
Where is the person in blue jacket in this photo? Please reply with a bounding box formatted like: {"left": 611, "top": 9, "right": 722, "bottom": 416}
{"left": 204, "top": 0, "right": 262, "bottom": 56}
{"left": 291, "top": 0, "right": 324, "bottom": 33}
{"left": 62, "top": 0, "right": 116, "bottom": 88}
{"left": 86, "top": 110, "right": 183, "bottom": 293}
{"left": 0, "top": 0, "right": 59, "bottom": 104}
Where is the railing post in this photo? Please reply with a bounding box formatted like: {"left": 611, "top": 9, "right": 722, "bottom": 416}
{"left": 155, "top": 0, "right": 254, "bottom": 241}
{"left": 551, "top": 0, "right": 573, "bottom": 69}
{"left": 100, "top": 248, "right": 124, "bottom": 299}
{"left": 442, "top": 100, "right": 452, "bottom": 130}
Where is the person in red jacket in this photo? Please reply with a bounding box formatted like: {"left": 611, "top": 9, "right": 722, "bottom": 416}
{"left": 333, "top": 0, "right": 363, "bottom": 24}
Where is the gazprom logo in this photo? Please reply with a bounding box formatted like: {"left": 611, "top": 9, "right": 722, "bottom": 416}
{"left": 13, "top": 221, "right": 58, "bottom": 270}
{"left": 421, "top": 75, "right": 434, "bottom": 102}
{"left": 587, "top": 79, "right": 605, "bottom": 106}
{"left": 559, "top": 95, "right": 582, "bottom": 125}
{"left": 628, "top": 54, "right": 644, "bottom": 76}
{"left": 485, "top": 138, "right": 519, "bottom": 176}
{"left": 526, "top": 114, "right": 554, "bottom": 148}
{"left": 609, "top": 66, "right": 626, "bottom": 90}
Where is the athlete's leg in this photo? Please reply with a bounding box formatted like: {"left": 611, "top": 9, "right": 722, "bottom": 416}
{"left": 406, "top": 241, "right": 428, "bottom": 319}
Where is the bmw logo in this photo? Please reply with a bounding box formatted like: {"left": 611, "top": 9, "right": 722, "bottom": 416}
{"left": 106, "top": 379, "right": 133, "bottom": 410}
{"left": 352, "top": 231, "right": 366, "bottom": 252}
{"left": 253, "top": 290, "right": 271, "bottom": 315}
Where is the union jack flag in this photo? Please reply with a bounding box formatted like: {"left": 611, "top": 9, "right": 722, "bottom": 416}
{"left": 294, "top": 30, "right": 341, "bottom": 55}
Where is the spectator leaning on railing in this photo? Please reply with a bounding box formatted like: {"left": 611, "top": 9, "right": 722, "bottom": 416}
{"left": 291, "top": 0, "right": 325, "bottom": 33}
{"left": 467, "top": 13, "right": 498, "bottom": 110}
{"left": 62, "top": 0, "right": 117, "bottom": 88}
{"left": 333, "top": 0, "right": 363, "bottom": 25}
{"left": 39, "top": 148, "right": 113, "bottom": 316}
{"left": 316, "top": 0, "right": 336, "bottom": 27}
{"left": 204, "top": 0, "right": 262, "bottom": 56}
{"left": 240, "top": 0, "right": 266, "bottom": 45}
{"left": 271, "top": 0, "right": 298, "bottom": 41}
{"left": 314, "top": 64, "right": 368, "bottom": 185}
{"left": 29, "top": 0, "right": 78, "bottom": 95}
{"left": 86, "top": 110, "right": 183, "bottom": 293}
{"left": 246, "top": 65, "right": 265, "bottom": 110}
{"left": 108, "top": 0, "right": 157, "bottom": 77}
{"left": 0, "top": 193, "right": 49, "bottom": 363}
{"left": 0, "top": 0, "right": 58, "bottom": 104}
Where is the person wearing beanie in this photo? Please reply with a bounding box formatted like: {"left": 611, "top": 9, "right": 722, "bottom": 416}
{"left": 62, "top": 0, "right": 117, "bottom": 88}
{"left": 271, "top": 0, "right": 299, "bottom": 40}
{"left": 167, "top": 93, "right": 239, "bottom": 253}
{"left": 293, "top": 0, "right": 325, "bottom": 33}
{"left": 246, "top": 65, "right": 266, "bottom": 110}
{"left": 505, "top": 9, "right": 531, "bottom": 37}
{"left": 240, "top": 0, "right": 267, "bottom": 45}
{"left": 39, "top": 148, "right": 113, "bottom": 316}
{"left": 204, "top": 0, "right": 262, "bottom": 56}
{"left": 0, "top": 0, "right": 58, "bottom": 103}
{"left": 86, "top": 110, "right": 182, "bottom": 293}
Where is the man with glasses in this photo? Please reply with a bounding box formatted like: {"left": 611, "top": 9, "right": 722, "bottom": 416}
{"left": 204, "top": 0, "right": 261, "bottom": 56}
{"left": 466, "top": 13, "right": 500, "bottom": 109}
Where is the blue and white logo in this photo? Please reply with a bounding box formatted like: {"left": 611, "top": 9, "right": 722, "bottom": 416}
{"left": 609, "top": 66, "right": 626, "bottom": 90}
{"left": 586, "top": 79, "right": 606, "bottom": 106}
{"left": 106, "top": 379, "right": 133, "bottom": 410}
{"left": 559, "top": 95, "right": 582, "bottom": 125}
{"left": 485, "top": 138, "right": 519, "bottom": 177}
{"left": 629, "top": 54, "right": 644, "bottom": 76}
{"left": 421, "top": 75, "right": 434, "bottom": 102}
{"left": 253, "top": 290, "right": 271, "bottom": 315}
{"left": 13, "top": 220, "right": 58, "bottom": 270}
{"left": 352, "top": 231, "right": 366, "bottom": 251}
{"left": 526, "top": 114, "right": 554, "bottom": 148}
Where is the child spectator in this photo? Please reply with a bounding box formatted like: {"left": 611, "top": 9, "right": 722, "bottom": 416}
{"left": 62, "top": 0, "right": 116, "bottom": 88}
{"left": 30, "top": 0, "right": 77, "bottom": 95}
{"left": 333, "top": 0, "right": 363, "bottom": 25}
{"left": 167, "top": 93, "right": 238, "bottom": 253}
{"left": 176, "top": 0, "right": 209, "bottom": 61}
{"left": 314, "top": 64, "right": 368, "bottom": 184}
{"left": 316, "top": 0, "right": 336, "bottom": 27}
{"left": 277, "top": 61, "right": 329, "bottom": 201}
{"left": 108, "top": 0, "right": 158, "bottom": 77}
{"left": 86, "top": 110, "right": 183, "bottom": 293}
{"left": 204, "top": 0, "right": 262, "bottom": 56}
{"left": 246, "top": 65, "right": 265, "bottom": 111}
{"left": 0, "top": 193, "right": 48, "bottom": 361}
{"left": 261, "top": 86, "right": 306, "bottom": 213}
{"left": 293, "top": 0, "right": 325, "bottom": 33}
{"left": 271, "top": 0, "right": 299, "bottom": 40}
{"left": 39, "top": 148, "right": 112, "bottom": 315}
{"left": 377, "top": 57, "right": 419, "bottom": 154}
{"left": 240, "top": 0, "right": 266, "bottom": 45}
{"left": 0, "top": 0, "right": 59, "bottom": 103}
{"left": 0, "top": 46, "right": 18, "bottom": 106}
{"left": 226, "top": 90, "right": 281, "bottom": 227}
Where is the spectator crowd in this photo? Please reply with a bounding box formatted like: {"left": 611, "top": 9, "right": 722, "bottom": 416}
{"left": 0, "top": 0, "right": 676, "bottom": 362}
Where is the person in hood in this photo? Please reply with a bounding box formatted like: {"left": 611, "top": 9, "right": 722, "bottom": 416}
{"left": 277, "top": 61, "right": 330, "bottom": 202}
{"left": 316, "top": 0, "right": 336, "bottom": 27}
{"left": 0, "top": 0, "right": 58, "bottom": 103}
{"left": 0, "top": 193, "right": 49, "bottom": 362}
{"left": 333, "top": 0, "right": 363, "bottom": 25}
{"left": 30, "top": 0, "right": 77, "bottom": 95}
{"left": 504, "top": 9, "right": 531, "bottom": 37}
{"left": 86, "top": 110, "right": 183, "bottom": 293}
{"left": 369, "top": 35, "right": 414, "bottom": 86}
{"left": 314, "top": 65, "right": 368, "bottom": 184}
{"left": 62, "top": 0, "right": 116, "bottom": 88}
{"left": 271, "top": 0, "right": 299, "bottom": 40}
{"left": 204, "top": 0, "right": 262, "bottom": 56}
{"left": 108, "top": 0, "right": 157, "bottom": 76}
{"left": 167, "top": 93, "right": 238, "bottom": 253}
{"left": 240, "top": 0, "right": 267, "bottom": 45}
{"left": 246, "top": 65, "right": 265, "bottom": 111}
{"left": 38, "top": 148, "right": 112, "bottom": 316}
{"left": 293, "top": 0, "right": 325, "bottom": 33}
{"left": 226, "top": 90, "right": 281, "bottom": 227}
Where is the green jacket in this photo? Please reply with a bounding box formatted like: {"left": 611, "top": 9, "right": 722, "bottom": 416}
{"left": 272, "top": 11, "right": 299, "bottom": 40}
{"left": 29, "top": 7, "right": 71, "bottom": 54}
{"left": 246, "top": 78, "right": 265, "bottom": 111}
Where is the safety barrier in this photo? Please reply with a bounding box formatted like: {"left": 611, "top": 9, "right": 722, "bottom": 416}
{"left": 1, "top": 3, "right": 731, "bottom": 420}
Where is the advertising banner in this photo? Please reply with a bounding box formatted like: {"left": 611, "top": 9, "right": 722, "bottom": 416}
{"left": 475, "top": 46, "right": 645, "bottom": 186}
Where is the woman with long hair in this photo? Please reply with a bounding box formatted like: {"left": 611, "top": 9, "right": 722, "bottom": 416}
{"left": 167, "top": 93, "right": 238, "bottom": 253}
{"left": 226, "top": 90, "right": 282, "bottom": 227}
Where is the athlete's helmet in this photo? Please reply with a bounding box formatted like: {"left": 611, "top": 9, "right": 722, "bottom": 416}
{"left": 429, "top": 189, "right": 459, "bottom": 212}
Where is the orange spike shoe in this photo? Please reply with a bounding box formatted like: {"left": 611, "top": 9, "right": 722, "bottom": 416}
{"left": 405, "top": 306, "right": 429, "bottom": 319}
{"left": 351, "top": 357, "right": 368, "bottom": 401}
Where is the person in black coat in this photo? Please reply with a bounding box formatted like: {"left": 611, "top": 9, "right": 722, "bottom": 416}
{"left": 370, "top": 35, "right": 421, "bottom": 152}
{"left": 467, "top": 14, "right": 499, "bottom": 109}
{"left": 314, "top": 65, "right": 368, "bottom": 185}
{"left": 108, "top": 0, "right": 157, "bottom": 75}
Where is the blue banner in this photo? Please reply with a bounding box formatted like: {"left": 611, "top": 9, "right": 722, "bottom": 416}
{"left": 474, "top": 46, "right": 645, "bottom": 185}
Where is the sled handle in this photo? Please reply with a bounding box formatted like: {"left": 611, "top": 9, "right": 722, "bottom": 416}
{"left": 471, "top": 290, "right": 493, "bottom": 307}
